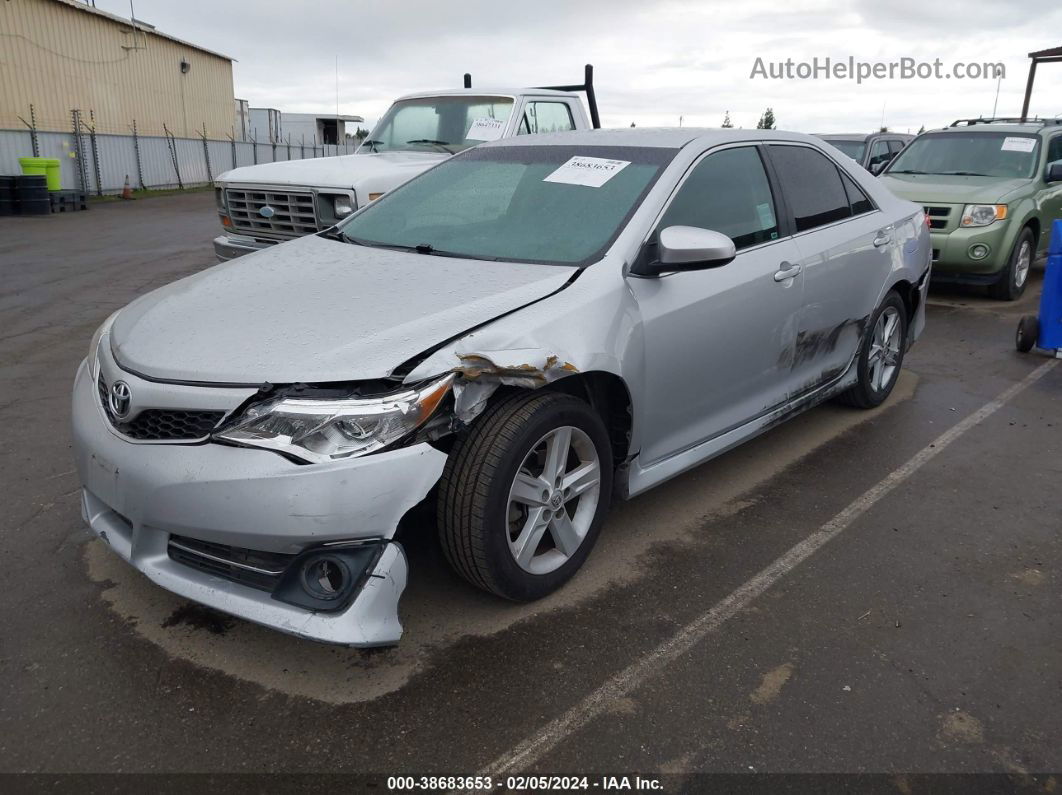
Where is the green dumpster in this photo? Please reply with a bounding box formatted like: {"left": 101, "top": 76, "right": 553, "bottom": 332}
{"left": 19, "top": 157, "right": 62, "bottom": 191}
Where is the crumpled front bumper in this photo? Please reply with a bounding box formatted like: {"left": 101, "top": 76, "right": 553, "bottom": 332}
{"left": 71, "top": 359, "right": 447, "bottom": 646}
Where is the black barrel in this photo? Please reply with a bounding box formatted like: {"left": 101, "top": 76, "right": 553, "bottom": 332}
{"left": 0, "top": 175, "right": 14, "bottom": 217}
{"left": 15, "top": 174, "right": 49, "bottom": 215}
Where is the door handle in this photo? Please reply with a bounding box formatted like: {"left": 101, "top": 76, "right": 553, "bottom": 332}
{"left": 873, "top": 233, "right": 892, "bottom": 247}
{"left": 773, "top": 262, "right": 802, "bottom": 282}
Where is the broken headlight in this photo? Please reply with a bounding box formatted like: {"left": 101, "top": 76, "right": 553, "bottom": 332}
{"left": 214, "top": 374, "right": 454, "bottom": 463}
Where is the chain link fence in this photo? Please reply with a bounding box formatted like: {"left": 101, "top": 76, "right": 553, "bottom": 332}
{"left": 1, "top": 106, "right": 360, "bottom": 195}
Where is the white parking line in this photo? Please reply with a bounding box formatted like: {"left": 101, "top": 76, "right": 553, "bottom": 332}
{"left": 479, "top": 360, "right": 1059, "bottom": 777}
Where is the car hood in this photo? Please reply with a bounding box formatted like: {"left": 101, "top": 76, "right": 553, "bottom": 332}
{"left": 216, "top": 151, "right": 449, "bottom": 191}
{"left": 111, "top": 234, "right": 576, "bottom": 384}
{"left": 881, "top": 174, "right": 1032, "bottom": 205}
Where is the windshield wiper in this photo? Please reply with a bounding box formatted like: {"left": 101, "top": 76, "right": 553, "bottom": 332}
{"left": 406, "top": 139, "right": 455, "bottom": 154}
{"left": 414, "top": 242, "right": 497, "bottom": 261}
{"left": 889, "top": 169, "right": 929, "bottom": 175}
{"left": 942, "top": 171, "right": 990, "bottom": 176}
{"left": 361, "top": 139, "right": 383, "bottom": 152}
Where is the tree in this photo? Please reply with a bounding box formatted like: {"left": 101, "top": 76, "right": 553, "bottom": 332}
{"left": 354, "top": 126, "right": 369, "bottom": 140}
{"left": 721, "top": 111, "right": 734, "bottom": 128}
{"left": 756, "top": 107, "right": 776, "bottom": 130}
{"left": 917, "top": 124, "right": 926, "bottom": 134}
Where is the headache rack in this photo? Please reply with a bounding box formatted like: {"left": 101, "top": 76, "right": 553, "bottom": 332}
{"left": 461, "top": 64, "right": 601, "bottom": 129}
{"left": 949, "top": 117, "right": 1062, "bottom": 127}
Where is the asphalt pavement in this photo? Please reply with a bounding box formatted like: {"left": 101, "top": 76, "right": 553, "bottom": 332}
{"left": 1, "top": 194, "right": 1059, "bottom": 789}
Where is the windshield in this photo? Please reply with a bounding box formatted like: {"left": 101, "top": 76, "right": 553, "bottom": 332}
{"left": 338, "top": 145, "right": 674, "bottom": 266}
{"left": 822, "top": 139, "right": 866, "bottom": 161}
{"left": 886, "top": 132, "right": 1040, "bottom": 178}
{"left": 359, "top": 95, "right": 514, "bottom": 155}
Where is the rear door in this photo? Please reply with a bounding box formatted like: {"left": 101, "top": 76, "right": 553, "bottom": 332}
{"left": 765, "top": 144, "right": 893, "bottom": 394}
{"left": 1040, "top": 132, "right": 1062, "bottom": 254}
{"left": 630, "top": 144, "right": 806, "bottom": 465}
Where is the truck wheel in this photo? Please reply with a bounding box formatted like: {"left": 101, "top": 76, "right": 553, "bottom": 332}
{"left": 437, "top": 391, "right": 612, "bottom": 601}
{"left": 989, "top": 228, "right": 1034, "bottom": 301}
{"left": 1016, "top": 315, "right": 1039, "bottom": 353}
{"left": 837, "top": 291, "right": 908, "bottom": 409}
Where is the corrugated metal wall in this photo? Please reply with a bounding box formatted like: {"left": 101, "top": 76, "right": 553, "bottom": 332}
{"left": 0, "top": 0, "right": 235, "bottom": 138}
{"left": 0, "top": 128, "right": 360, "bottom": 193}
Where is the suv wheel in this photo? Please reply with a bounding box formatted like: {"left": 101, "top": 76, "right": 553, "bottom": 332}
{"left": 437, "top": 391, "right": 613, "bottom": 601}
{"left": 837, "top": 291, "right": 908, "bottom": 409}
{"left": 989, "top": 227, "right": 1034, "bottom": 301}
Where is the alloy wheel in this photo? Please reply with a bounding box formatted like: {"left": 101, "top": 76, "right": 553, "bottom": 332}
{"left": 506, "top": 425, "right": 601, "bottom": 575}
{"left": 1014, "top": 240, "right": 1032, "bottom": 289}
{"left": 868, "top": 306, "right": 902, "bottom": 393}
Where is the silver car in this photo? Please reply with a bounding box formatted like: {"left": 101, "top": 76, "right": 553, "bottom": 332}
{"left": 73, "top": 129, "right": 930, "bottom": 646}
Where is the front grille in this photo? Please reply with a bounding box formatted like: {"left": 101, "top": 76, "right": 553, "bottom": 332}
{"left": 924, "top": 205, "right": 952, "bottom": 230}
{"left": 168, "top": 534, "right": 295, "bottom": 592}
{"left": 226, "top": 188, "right": 318, "bottom": 238}
{"left": 97, "top": 373, "right": 225, "bottom": 441}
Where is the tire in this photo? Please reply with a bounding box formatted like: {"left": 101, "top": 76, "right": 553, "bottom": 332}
{"left": 837, "top": 291, "right": 908, "bottom": 409}
{"left": 989, "top": 227, "right": 1034, "bottom": 301}
{"left": 437, "top": 391, "right": 613, "bottom": 601}
{"left": 1016, "top": 315, "right": 1039, "bottom": 353}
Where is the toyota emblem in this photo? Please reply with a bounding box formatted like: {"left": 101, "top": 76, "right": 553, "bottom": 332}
{"left": 108, "top": 380, "right": 132, "bottom": 419}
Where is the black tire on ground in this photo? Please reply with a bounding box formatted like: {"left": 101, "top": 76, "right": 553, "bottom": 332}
{"left": 837, "top": 291, "right": 908, "bottom": 409}
{"left": 436, "top": 390, "right": 613, "bottom": 601}
{"left": 1016, "top": 315, "right": 1039, "bottom": 353}
{"left": 989, "top": 227, "right": 1035, "bottom": 301}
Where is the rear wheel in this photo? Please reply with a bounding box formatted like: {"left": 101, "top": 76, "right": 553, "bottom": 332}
{"left": 1016, "top": 315, "right": 1039, "bottom": 353}
{"left": 837, "top": 291, "right": 907, "bottom": 409}
{"left": 437, "top": 391, "right": 612, "bottom": 601}
{"left": 989, "top": 228, "right": 1034, "bottom": 301}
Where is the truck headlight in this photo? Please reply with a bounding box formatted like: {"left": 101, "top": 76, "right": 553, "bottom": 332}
{"left": 214, "top": 374, "right": 454, "bottom": 463}
{"left": 323, "top": 194, "right": 355, "bottom": 219}
{"left": 961, "top": 204, "right": 1007, "bottom": 227}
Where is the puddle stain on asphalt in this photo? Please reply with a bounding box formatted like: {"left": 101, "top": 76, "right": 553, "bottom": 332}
{"left": 938, "top": 710, "right": 985, "bottom": 745}
{"left": 749, "top": 663, "right": 794, "bottom": 705}
{"left": 84, "top": 373, "right": 918, "bottom": 705}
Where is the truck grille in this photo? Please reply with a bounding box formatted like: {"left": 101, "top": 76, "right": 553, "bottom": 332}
{"left": 924, "top": 205, "right": 952, "bottom": 230}
{"left": 168, "top": 534, "right": 295, "bottom": 592}
{"left": 97, "top": 374, "right": 225, "bottom": 441}
{"left": 225, "top": 188, "right": 318, "bottom": 238}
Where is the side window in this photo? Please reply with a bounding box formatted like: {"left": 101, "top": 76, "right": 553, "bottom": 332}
{"left": 840, "top": 170, "right": 874, "bottom": 216}
{"left": 518, "top": 102, "right": 575, "bottom": 136}
{"left": 887, "top": 139, "right": 906, "bottom": 154}
{"left": 867, "top": 139, "right": 892, "bottom": 169}
{"left": 769, "top": 145, "right": 852, "bottom": 232}
{"left": 657, "top": 146, "right": 779, "bottom": 250}
{"left": 1047, "top": 135, "right": 1062, "bottom": 166}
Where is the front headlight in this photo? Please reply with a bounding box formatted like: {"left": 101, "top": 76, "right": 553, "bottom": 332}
{"left": 214, "top": 374, "right": 454, "bottom": 463}
{"left": 961, "top": 204, "right": 1007, "bottom": 227}
{"left": 332, "top": 195, "right": 355, "bottom": 218}
{"left": 87, "top": 310, "right": 120, "bottom": 375}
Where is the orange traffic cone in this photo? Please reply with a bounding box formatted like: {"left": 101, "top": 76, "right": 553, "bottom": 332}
{"left": 121, "top": 175, "right": 134, "bottom": 200}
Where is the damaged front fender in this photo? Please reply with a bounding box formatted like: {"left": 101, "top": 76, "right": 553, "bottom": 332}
{"left": 445, "top": 349, "right": 581, "bottom": 422}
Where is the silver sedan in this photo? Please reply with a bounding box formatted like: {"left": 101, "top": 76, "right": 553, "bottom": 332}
{"left": 73, "top": 128, "right": 931, "bottom": 646}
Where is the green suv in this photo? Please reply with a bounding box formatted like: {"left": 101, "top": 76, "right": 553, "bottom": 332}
{"left": 881, "top": 119, "right": 1062, "bottom": 299}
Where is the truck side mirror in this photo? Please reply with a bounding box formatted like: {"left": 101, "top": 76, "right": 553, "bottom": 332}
{"left": 1046, "top": 162, "right": 1062, "bottom": 183}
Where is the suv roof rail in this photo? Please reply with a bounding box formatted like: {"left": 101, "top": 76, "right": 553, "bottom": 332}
{"left": 949, "top": 116, "right": 1062, "bottom": 127}
{"left": 461, "top": 64, "right": 601, "bottom": 129}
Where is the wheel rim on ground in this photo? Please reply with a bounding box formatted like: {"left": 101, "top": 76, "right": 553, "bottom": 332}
{"left": 506, "top": 425, "right": 601, "bottom": 575}
{"left": 869, "top": 306, "right": 902, "bottom": 394}
{"left": 1015, "top": 240, "right": 1032, "bottom": 289}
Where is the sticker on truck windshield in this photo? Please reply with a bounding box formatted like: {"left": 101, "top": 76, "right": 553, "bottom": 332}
{"left": 543, "top": 157, "right": 631, "bottom": 188}
{"left": 1001, "top": 137, "right": 1036, "bottom": 153}
{"left": 466, "top": 117, "right": 506, "bottom": 141}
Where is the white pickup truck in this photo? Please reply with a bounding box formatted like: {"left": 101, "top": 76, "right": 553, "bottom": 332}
{"left": 213, "top": 67, "right": 601, "bottom": 260}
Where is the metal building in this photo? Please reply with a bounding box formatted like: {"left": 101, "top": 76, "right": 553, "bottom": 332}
{"left": 0, "top": 0, "right": 235, "bottom": 138}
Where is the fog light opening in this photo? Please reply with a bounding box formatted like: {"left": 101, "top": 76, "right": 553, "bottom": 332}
{"left": 969, "top": 244, "right": 990, "bottom": 261}
{"left": 299, "top": 554, "right": 353, "bottom": 602}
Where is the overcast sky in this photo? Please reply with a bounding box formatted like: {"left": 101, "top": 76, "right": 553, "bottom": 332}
{"left": 99, "top": 0, "right": 1062, "bottom": 134}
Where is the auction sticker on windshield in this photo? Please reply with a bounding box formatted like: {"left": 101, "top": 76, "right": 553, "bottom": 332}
{"left": 1001, "top": 137, "right": 1036, "bottom": 153}
{"left": 544, "top": 157, "right": 631, "bottom": 188}
{"left": 466, "top": 118, "right": 506, "bottom": 141}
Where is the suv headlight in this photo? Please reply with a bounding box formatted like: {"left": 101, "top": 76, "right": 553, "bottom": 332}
{"left": 214, "top": 374, "right": 454, "bottom": 463}
{"left": 961, "top": 204, "right": 1007, "bottom": 227}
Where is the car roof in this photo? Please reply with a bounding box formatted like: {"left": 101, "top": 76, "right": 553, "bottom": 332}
{"left": 394, "top": 88, "right": 577, "bottom": 101}
{"left": 925, "top": 123, "right": 1051, "bottom": 136}
{"left": 479, "top": 127, "right": 825, "bottom": 151}
{"left": 817, "top": 133, "right": 913, "bottom": 140}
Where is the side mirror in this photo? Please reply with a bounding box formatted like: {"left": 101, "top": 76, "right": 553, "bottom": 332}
{"left": 645, "top": 225, "right": 736, "bottom": 273}
{"left": 1046, "top": 162, "right": 1062, "bottom": 183}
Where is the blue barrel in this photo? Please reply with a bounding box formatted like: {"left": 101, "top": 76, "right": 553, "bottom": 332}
{"left": 1039, "top": 219, "right": 1062, "bottom": 350}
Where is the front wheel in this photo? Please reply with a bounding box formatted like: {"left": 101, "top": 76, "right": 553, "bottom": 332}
{"left": 989, "top": 227, "right": 1034, "bottom": 301}
{"left": 437, "top": 391, "right": 613, "bottom": 601}
{"left": 837, "top": 291, "right": 908, "bottom": 409}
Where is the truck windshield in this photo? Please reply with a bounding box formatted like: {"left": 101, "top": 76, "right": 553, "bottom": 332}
{"left": 822, "top": 139, "right": 866, "bottom": 161}
{"left": 338, "top": 145, "right": 674, "bottom": 266}
{"left": 359, "top": 96, "right": 515, "bottom": 155}
{"left": 886, "top": 132, "right": 1040, "bottom": 178}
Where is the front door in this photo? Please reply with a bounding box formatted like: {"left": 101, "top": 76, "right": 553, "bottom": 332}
{"left": 629, "top": 144, "right": 806, "bottom": 466}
